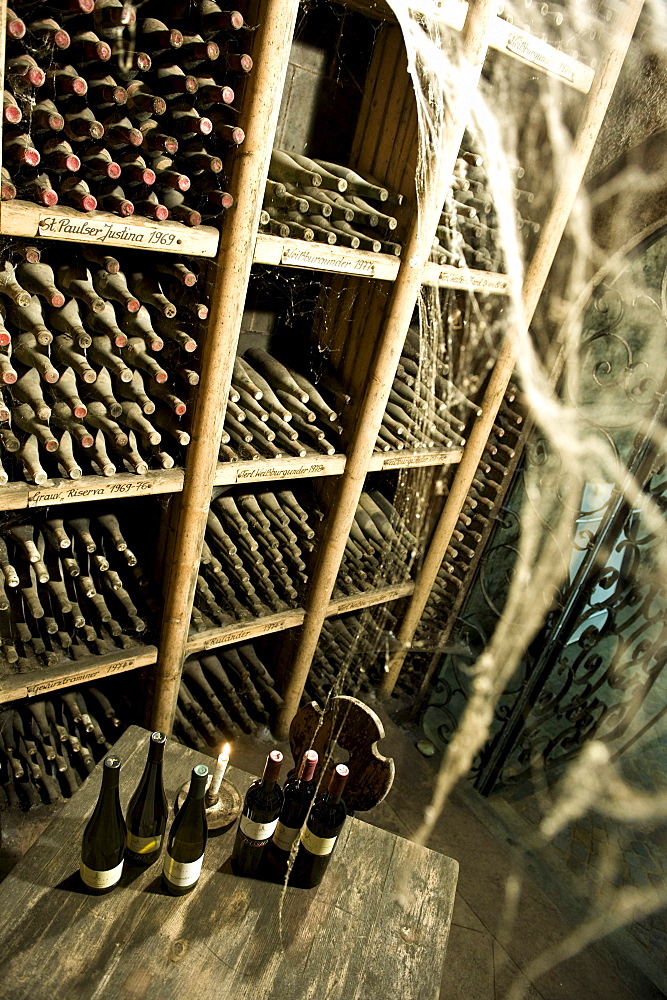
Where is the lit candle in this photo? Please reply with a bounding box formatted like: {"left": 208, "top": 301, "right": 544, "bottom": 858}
{"left": 209, "top": 742, "right": 230, "bottom": 798}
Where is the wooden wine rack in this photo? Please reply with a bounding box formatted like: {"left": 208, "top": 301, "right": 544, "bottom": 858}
{"left": 0, "top": 0, "right": 644, "bottom": 750}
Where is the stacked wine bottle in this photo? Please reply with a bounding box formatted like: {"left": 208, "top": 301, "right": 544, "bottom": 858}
{"left": 175, "top": 641, "right": 282, "bottom": 748}
{"left": 304, "top": 605, "right": 399, "bottom": 707}
{"left": 0, "top": 243, "right": 201, "bottom": 484}
{"left": 375, "top": 325, "right": 478, "bottom": 453}
{"left": 334, "top": 490, "right": 418, "bottom": 598}
{"left": 420, "top": 385, "right": 524, "bottom": 633}
{"left": 3, "top": 0, "right": 250, "bottom": 224}
{"left": 194, "top": 489, "right": 314, "bottom": 627}
{"left": 221, "top": 348, "right": 347, "bottom": 461}
{"left": 0, "top": 681, "right": 123, "bottom": 809}
{"left": 260, "top": 148, "right": 403, "bottom": 255}
{"left": 0, "top": 508, "right": 154, "bottom": 671}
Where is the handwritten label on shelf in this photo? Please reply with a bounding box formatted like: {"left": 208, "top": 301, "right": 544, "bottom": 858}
{"left": 26, "top": 653, "right": 150, "bottom": 697}
{"left": 437, "top": 266, "right": 509, "bottom": 294}
{"left": 38, "top": 213, "right": 184, "bottom": 249}
{"left": 332, "top": 589, "right": 403, "bottom": 615}
{"left": 200, "top": 612, "right": 304, "bottom": 650}
{"left": 506, "top": 33, "right": 575, "bottom": 82}
{"left": 235, "top": 461, "right": 327, "bottom": 483}
{"left": 281, "top": 246, "right": 375, "bottom": 276}
{"left": 27, "top": 478, "right": 157, "bottom": 507}
{"left": 383, "top": 451, "right": 452, "bottom": 469}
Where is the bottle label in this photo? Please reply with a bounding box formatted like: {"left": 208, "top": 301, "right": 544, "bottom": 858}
{"left": 300, "top": 827, "right": 337, "bottom": 857}
{"left": 272, "top": 821, "right": 300, "bottom": 852}
{"left": 80, "top": 859, "right": 124, "bottom": 889}
{"left": 163, "top": 853, "right": 204, "bottom": 887}
{"left": 239, "top": 814, "right": 278, "bottom": 843}
{"left": 127, "top": 831, "right": 162, "bottom": 855}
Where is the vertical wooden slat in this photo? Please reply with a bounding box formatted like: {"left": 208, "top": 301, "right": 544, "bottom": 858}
{"left": 379, "top": 0, "right": 646, "bottom": 697}
{"left": 275, "top": 0, "right": 500, "bottom": 739}
{"left": 151, "top": 0, "right": 301, "bottom": 733}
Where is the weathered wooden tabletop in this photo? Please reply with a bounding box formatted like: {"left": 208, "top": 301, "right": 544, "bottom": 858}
{"left": 0, "top": 726, "right": 458, "bottom": 1000}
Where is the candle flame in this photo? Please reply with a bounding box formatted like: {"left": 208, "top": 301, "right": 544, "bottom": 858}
{"left": 221, "top": 742, "right": 230, "bottom": 761}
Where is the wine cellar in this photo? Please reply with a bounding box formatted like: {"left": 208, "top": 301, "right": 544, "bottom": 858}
{"left": 0, "top": 0, "right": 665, "bottom": 996}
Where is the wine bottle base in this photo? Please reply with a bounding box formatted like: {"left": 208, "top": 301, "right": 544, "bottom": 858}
{"left": 161, "top": 875, "right": 198, "bottom": 895}
{"left": 79, "top": 875, "right": 121, "bottom": 895}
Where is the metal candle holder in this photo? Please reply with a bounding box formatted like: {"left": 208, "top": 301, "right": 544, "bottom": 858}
{"left": 176, "top": 775, "right": 242, "bottom": 831}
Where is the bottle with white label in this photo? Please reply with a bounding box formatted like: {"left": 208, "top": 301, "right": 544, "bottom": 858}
{"left": 266, "top": 749, "right": 318, "bottom": 879}
{"left": 290, "top": 763, "right": 349, "bottom": 889}
{"left": 231, "top": 749, "right": 284, "bottom": 878}
{"left": 125, "top": 731, "right": 168, "bottom": 867}
{"left": 79, "top": 754, "right": 127, "bottom": 894}
{"left": 162, "top": 763, "right": 208, "bottom": 895}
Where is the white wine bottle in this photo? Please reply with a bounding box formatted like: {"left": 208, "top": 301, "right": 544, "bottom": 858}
{"left": 79, "top": 754, "right": 127, "bottom": 894}
{"left": 125, "top": 731, "right": 168, "bottom": 867}
{"left": 162, "top": 763, "right": 208, "bottom": 895}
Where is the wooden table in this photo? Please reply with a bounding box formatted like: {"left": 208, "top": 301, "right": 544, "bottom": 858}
{"left": 0, "top": 726, "right": 459, "bottom": 1000}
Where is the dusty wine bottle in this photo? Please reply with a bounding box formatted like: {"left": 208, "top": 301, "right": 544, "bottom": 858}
{"left": 290, "top": 763, "right": 349, "bottom": 889}
{"left": 231, "top": 749, "right": 283, "bottom": 878}
{"left": 79, "top": 754, "right": 127, "bottom": 893}
{"left": 162, "top": 763, "right": 208, "bottom": 895}
{"left": 125, "top": 731, "right": 168, "bottom": 866}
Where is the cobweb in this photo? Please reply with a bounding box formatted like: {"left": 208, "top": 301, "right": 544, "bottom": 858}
{"left": 289, "top": 0, "right": 667, "bottom": 995}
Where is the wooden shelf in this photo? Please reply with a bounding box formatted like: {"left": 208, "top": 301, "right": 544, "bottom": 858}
{"left": 254, "top": 233, "right": 401, "bottom": 280}
{"left": 185, "top": 608, "right": 306, "bottom": 655}
{"left": 213, "top": 447, "right": 463, "bottom": 487}
{"left": 0, "top": 468, "right": 184, "bottom": 511}
{"left": 0, "top": 201, "right": 219, "bottom": 258}
{"left": 0, "top": 645, "right": 157, "bottom": 704}
{"left": 339, "top": 0, "right": 594, "bottom": 93}
{"left": 0, "top": 448, "right": 462, "bottom": 511}
{"left": 255, "top": 233, "right": 510, "bottom": 292}
{"left": 184, "top": 582, "right": 415, "bottom": 656}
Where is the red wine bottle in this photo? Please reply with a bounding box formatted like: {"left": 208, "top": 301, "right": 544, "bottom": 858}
{"left": 198, "top": 1, "right": 244, "bottom": 32}
{"left": 137, "top": 18, "right": 183, "bottom": 50}
{"left": 18, "top": 173, "right": 58, "bottom": 206}
{"left": 133, "top": 191, "right": 168, "bottom": 221}
{"left": 5, "top": 7, "right": 26, "bottom": 40}
{"left": 125, "top": 731, "right": 168, "bottom": 867}
{"left": 80, "top": 144, "right": 122, "bottom": 180}
{"left": 6, "top": 55, "right": 46, "bottom": 87}
{"left": 3, "top": 132, "right": 40, "bottom": 167}
{"left": 79, "top": 754, "right": 127, "bottom": 893}
{"left": 86, "top": 73, "right": 128, "bottom": 108}
{"left": 194, "top": 75, "right": 234, "bottom": 108}
{"left": 162, "top": 763, "right": 208, "bottom": 895}
{"left": 266, "top": 749, "right": 318, "bottom": 877}
{"left": 3, "top": 91, "right": 21, "bottom": 125}
{"left": 39, "top": 138, "right": 80, "bottom": 173}
{"left": 231, "top": 749, "right": 283, "bottom": 877}
{"left": 290, "top": 763, "right": 348, "bottom": 889}
{"left": 31, "top": 100, "right": 65, "bottom": 133}
{"left": 47, "top": 63, "right": 87, "bottom": 97}
{"left": 29, "top": 17, "right": 70, "bottom": 48}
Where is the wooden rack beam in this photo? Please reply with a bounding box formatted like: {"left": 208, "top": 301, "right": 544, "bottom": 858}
{"left": 275, "top": 0, "right": 499, "bottom": 740}
{"left": 150, "top": 0, "right": 301, "bottom": 734}
{"left": 379, "top": 0, "right": 646, "bottom": 698}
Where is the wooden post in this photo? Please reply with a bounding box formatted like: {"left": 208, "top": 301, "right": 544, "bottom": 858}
{"left": 151, "top": 0, "right": 301, "bottom": 733}
{"left": 378, "top": 0, "right": 646, "bottom": 698}
{"left": 275, "top": 0, "right": 499, "bottom": 740}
